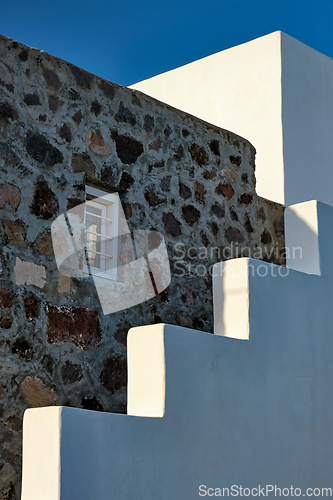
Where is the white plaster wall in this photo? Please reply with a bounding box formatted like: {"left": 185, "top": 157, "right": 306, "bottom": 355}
{"left": 131, "top": 32, "right": 333, "bottom": 207}
{"left": 281, "top": 34, "right": 333, "bottom": 207}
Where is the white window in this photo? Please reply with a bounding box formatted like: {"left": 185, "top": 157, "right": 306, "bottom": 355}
{"left": 83, "top": 185, "right": 119, "bottom": 281}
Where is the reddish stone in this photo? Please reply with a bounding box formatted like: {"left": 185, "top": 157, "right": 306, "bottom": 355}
{"left": 47, "top": 306, "right": 102, "bottom": 350}
{"left": 0, "top": 288, "right": 14, "bottom": 308}
{"left": 239, "top": 193, "right": 253, "bottom": 205}
{"left": 0, "top": 183, "right": 21, "bottom": 210}
{"left": 1, "top": 219, "right": 26, "bottom": 244}
{"left": 21, "top": 376, "right": 57, "bottom": 407}
{"left": 33, "top": 229, "right": 54, "bottom": 256}
{"left": 194, "top": 181, "right": 207, "bottom": 204}
{"left": 85, "top": 129, "right": 111, "bottom": 156}
{"left": 24, "top": 294, "right": 39, "bottom": 319}
{"left": 215, "top": 182, "right": 234, "bottom": 200}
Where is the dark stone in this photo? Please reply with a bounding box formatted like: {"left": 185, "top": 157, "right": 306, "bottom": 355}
{"left": 30, "top": 180, "right": 59, "bottom": 220}
{"left": 242, "top": 173, "right": 248, "bottom": 183}
{"left": 115, "top": 102, "right": 136, "bottom": 125}
{"left": 148, "top": 160, "right": 164, "bottom": 173}
{"left": 67, "top": 197, "right": 84, "bottom": 211}
{"left": 42, "top": 67, "right": 61, "bottom": 90}
{"left": 48, "top": 95, "right": 64, "bottom": 111}
{"left": 274, "top": 216, "right": 285, "bottom": 238}
{"left": 0, "top": 102, "right": 19, "bottom": 121}
{"left": 0, "top": 142, "right": 21, "bottom": 165}
{"left": 101, "top": 166, "right": 117, "bottom": 187}
{"left": 100, "top": 354, "right": 127, "bottom": 395}
{"left": 280, "top": 247, "right": 287, "bottom": 260}
{"left": 122, "top": 202, "right": 132, "bottom": 219}
{"left": 81, "top": 396, "right": 103, "bottom": 411}
{"left": 59, "top": 124, "right": 72, "bottom": 143}
{"left": 42, "top": 354, "right": 54, "bottom": 373}
{"left": 47, "top": 306, "right": 102, "bottom": 351}
{"left": 225, "top": 226, "right": 245, "bottom": 243}
{"left": 91, "top": 100, "right": 102, "bottom": 116}
{"left": 111, "top": 131, "right": 143, "bottom": 164}
{"left": 210, "top": 221, "right": 219, "bottom": 237}
{"left": 194, "top": 181, "right": 206, "bottom": 204}
{"left": 118, "top": 171, "right": 135, "bottom": 192}
{"left": 69, "top": 64, "right": 93, "bottom": 89}
{"left": 173, "top": 145, "right": 184, "bottom": 160}
{"left": 12, "top": 338, "right": 33, "bottom": 360}
{"left": 0, "top": 77, "right": 14, "bottom": 93}
{"left": 0, "top": 316, "right": 12, "bottom": 329}
{"left": 192, "top": 317, "right": 205, "bottom": 330}
{"left": 144, "top": 115, "right": 154, "bottom": 133}
{"left": 24, "top": 295, "right": 39, "bottom": 319}
{"left": 203, "top": 170, "right": 215, "bottom": 180}
{"left": 68, "top": 88, "right": 81, "bottom": 100}
{"left": 200, "top": 231, "right": 210, "bottom": 247}
{"left": 99, "top": 80, "right": 115, "bottom": 100}
{"left": 72, "top": 110, "right": 83, "bottom": 124}
{"left": 131, "top": 93, "right": 141, "bottom": 106}
{"left": 1, "top": 219, "right": 26, "bottom": 244}
{"left": 179, "top": 181, "right": 191, "bottom": 200}
{"left": 26, "top": 133, "right": 63, "bottom": 167}
{"left": 71, "top": 153, "right": 95, "bottom": 177}
{"left": 61, "top": 361, "right": 83, "bottom": 385}
{"left": 33, "top": 229, "right": 54, "bottom": 255}
{"left": 215, "top": 182, "right": 234, "bottom": 200}
{"left": 230, "top": 155, "right": 242, "bottom": 166}
{"left": 0, "top": 288, "right": 14, "bottom": 308}
{"left": 182, "top": 205, "right": 201, "bottom": 226}
{"left": 161, "top": 176, "right": 171, "bottom": 192}
{"left": 164, "top": 126, "right": 172, "bottom": 138}
{"left": 23, "top": 93, "right": 40, "bottom": 105}
{"left": 257, "top": 208, "right": 266, "bottom": 221}
{"left": 239, "top": 193, "right": 253, "bottom": 205}
{"left": 245, "top": 215, "right": 253, "bottom": 233}
{"left": 114, "top": 322, "right": 131, "bottom": 346}
{"left": 162, "top": 212, "right": 182, "bottom": 237}
{"left": 230, "top": 208, "right": 238, "bottom": 222}
{"left": 189, "top": 143, "right": 209, "bottom": 166}
{"left": 209, "top": 140, "right": 220, "bottom": 156}
{"left": 182, "top": 129, "right": 189, "bottom": 138}
{"left": 144, "top": 189, "right": 166, "bottom": 207}
{"left": 210, "top": 203, "right": 225, "bottom": 218}
{"left": 39, "top": 114, "right": 47, "bottom": 122}
{"left": 261, "top": 229, "right": 272, "bottom": 245}
{"left": 18, "top": 49, "right": 28, "bottom": 61}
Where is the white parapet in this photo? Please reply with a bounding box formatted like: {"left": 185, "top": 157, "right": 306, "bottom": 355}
{"left": 21, "top": 202, "right": 333, "bottom": 498}
{"left": 130, "top": 32, "right": 333, "bottom": 207}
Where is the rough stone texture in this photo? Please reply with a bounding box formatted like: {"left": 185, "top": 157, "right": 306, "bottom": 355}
{"left": 20, "top": 377, "right": 57, "bottom": 408}
{"left": 0, "top": 33, "right": 286, "bottom": 497}
{"left": 14, "top": 258, "right": 46, "bottom": 288}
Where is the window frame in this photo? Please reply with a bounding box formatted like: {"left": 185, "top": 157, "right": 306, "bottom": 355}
{"left": 83, "top": 185, "right": 119, "bottom": 281}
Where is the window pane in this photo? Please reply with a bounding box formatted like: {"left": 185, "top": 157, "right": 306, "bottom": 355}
{"left": 85, "top": 205, "right": 101, "bottom": 268}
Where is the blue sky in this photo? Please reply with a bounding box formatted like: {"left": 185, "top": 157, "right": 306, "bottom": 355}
{"left": 1, "top": 0, "right": 332, "bottom": 87}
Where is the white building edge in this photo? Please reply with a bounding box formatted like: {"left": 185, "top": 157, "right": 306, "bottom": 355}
{"left": 131, "top": 31, "right": 333, "bottom": 207}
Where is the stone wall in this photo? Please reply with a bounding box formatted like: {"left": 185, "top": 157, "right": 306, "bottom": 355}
{"left": 0, "top": 34, "right": 285, "bottom": 498}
